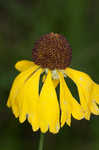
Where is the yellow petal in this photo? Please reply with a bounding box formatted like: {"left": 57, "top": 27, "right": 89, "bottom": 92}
{"left": 59, "top": 72, "right": 84, "bottom": 127}
{"left": 59, "top": 72, "right": 71, "bottom": 127}
{"left": 91, "top": 84, "right": 99, "bottom": 104}
{"left": 42, "top": 73, "right": 59, "bottom": 88}
{"left": 7, "top": 65, "right": 40, "bottom": 130}
{"left": 15, "top": 60, "right": 35, "bottom": 72}
{"left": 90, "top": 101, "right": 99, "bottom": 115}
{"left": 16, "top": 69, "right": 42, "bottom": 132}
{"left": 65, "top": 67, "right": 99, "bottom": 118}
{"left": 71, "top": 98, "right": 84, "bottom": 120}
{"left": 77, "top": 86, "right": 90, "bottom": 120}
{"left": 88, "top": 84, "right": 99, "bottom": 115}
{"left": 52, "top": 79, "right": 59, "bottom": 88}
{"left": 39, "top": 71, "right": 60, "bottom": 134}
{"left": 7, "top": 65, "right": 39, "bottom": 108}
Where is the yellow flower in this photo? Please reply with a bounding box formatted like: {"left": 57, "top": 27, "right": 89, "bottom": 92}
{"left": 7, "top": 33, "right": 99, "bottom": 134}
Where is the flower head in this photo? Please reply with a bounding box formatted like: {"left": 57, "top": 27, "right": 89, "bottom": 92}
{"left": 7, "top": 33, "right": 99, "bottom": 134}
{"left": 32, "top": 32, "right": 72, "bottom": 70}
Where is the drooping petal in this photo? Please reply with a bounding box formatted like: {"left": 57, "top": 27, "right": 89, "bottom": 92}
{"left": 71, "top": 98, "right": 84, "bottom": 120}
{"left": 59, "top": 72, "right": 84, "bottom": 127}
{"left": 7, "top": 65, "right": 39, "bottom": 108}
{"left": 65, "top": 67, "right": 99, "bottom": 118}
{"left": 39, "top": 71, "right": 60, "bottom": 134}
{"left": 89, "top": 101, "right": 99, "bottom": 115}
{"left": 77, "top": 86, "right": 91, "bottom": 120}
{"left": 16, "top": 69, "right": 43, "bottom": 132}
{"left": 59, "top": 72, "right": 71, "bottom": 127}
{"left": 91, "top": 84, "right": 99, "bottom": 104}
{"left": 15, "top": 60, "right": 35, "bottom": 72}
{"left": 90, "top": 83, "right": 99, "bottom": 115}
{"left": 7, "top": 66, "right": 40, "bottom": 129}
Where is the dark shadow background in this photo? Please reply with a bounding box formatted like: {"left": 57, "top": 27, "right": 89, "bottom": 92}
{"left": 0, "top": 0, "right": 99, "bottom": 150}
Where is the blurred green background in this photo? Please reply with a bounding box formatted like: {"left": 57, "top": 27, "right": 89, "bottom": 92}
{"left": 0, "top": 0, "right": 99, "bottom": 150}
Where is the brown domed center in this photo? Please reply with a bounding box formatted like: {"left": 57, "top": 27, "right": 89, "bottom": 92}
{"left": 32, "top": 32, "right": 72, "bottom": 70}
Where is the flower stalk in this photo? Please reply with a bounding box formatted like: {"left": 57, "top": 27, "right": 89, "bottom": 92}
{"left": 38, "top": 133, "right": 45, "bottom": 150}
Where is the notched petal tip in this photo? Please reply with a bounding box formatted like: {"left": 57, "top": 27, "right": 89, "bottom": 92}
{"left": 39, "top": 123, "right": 49, "bottom": 133}
{"left": 19, "top": 114, "right": 26, "bottom": 123}
{"left": 12, "top": 105, "right": 19, "bottom": 118}
{"left": 28, "top": 115, "right": 40, "bottom": 132}
{"left": 61, "top": 111, "right": 71, "bottom": 127}
{"left": 72, "top": 99, "right": 84, "bottom": 120}
{"left": 32, "top": 126, "right": 39, "bottom": 132}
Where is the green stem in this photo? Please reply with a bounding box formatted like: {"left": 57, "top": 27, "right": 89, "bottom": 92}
{"left": 38, "top": 133, "right": 45, "bottom": 150}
